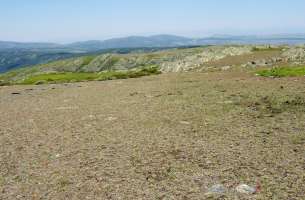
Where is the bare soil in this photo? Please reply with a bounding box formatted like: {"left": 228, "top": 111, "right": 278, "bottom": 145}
{"left": 0, "top": 71, "right": 304, "bottom": 199}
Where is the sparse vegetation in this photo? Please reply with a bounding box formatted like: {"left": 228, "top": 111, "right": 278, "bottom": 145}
{"left": 21, "top": 72, "right": 100, "bottom": 85}
{"left": 102, "top": 56, "right": 120, "bottom": 71}
{"left": 18, "top": 66, "right": 161, "bottom": 85}
{"left": 235, "top": 94, "right": 305, "bottom": 117}
{"left": 257, "top": 66, "right": 305, "bottom": 77}
{"left": 252, "top": 46, "right": 282, "bottom": 52}
{"left": 57, "top": 176, "right": 73, "bottom": 190}
{"left": 290, "top": 133, "right": 305, "bottom": 145}
{"left": 0, "top": 80, "right": 10, "bottom": 86}
{"left": 81, "top": 55, "right": 96, "bottom": 67}
{"left": 1, "top": 70, "right": 305, "bottom": 199}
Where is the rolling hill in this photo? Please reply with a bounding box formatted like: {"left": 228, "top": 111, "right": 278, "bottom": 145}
{"left": 0, "top": 45, "right": 260, "bottom": 84}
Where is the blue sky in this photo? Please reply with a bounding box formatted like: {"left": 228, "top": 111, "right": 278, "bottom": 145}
{"left": 1, "top": 0, "right": 305, "bottom": 43}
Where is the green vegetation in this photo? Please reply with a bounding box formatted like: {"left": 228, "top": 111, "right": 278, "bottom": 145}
{"left": 18, "top": 66, "right": 161, "bottom": 85}
{"left": 257, "top": 66, "right": 305, "bottom": 77}
{"left": 102, "top": 56, "right": 120, "bottom": 71}
{"left": 97, "top": 66, "right": 161, "bottom": 81}
{"left": 81, "top": 55, "right": 96, "bottom": 67}
{"left": 252, "top": 46, "right": 282, "bottom": 52}
{"left": 0, "top": 67, "right": 39, "bottom": 85}
{"left": 21, "top": 73, "right": 100, "bottom": 85}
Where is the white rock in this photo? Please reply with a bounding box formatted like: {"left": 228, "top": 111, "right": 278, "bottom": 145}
{"left": 236, "top": 184, "right": 256, "bottom": 194}
{"left": 107, "top": 116, "right": 117, "bottom": 121}
{"left": 207, "top": 184, "right": 227, "bottom": 194}
{"left": 180, "top": 121, "right": 191, "bottom": 125}
{"left": 221, "top": 66, "right": 231, "bottom": 71}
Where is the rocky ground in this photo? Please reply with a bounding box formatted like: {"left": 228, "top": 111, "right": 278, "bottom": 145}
{"left": 0, "top": 70, "right": 304, "bottom": 199}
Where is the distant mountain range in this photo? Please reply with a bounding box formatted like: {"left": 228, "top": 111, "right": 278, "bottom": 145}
{"left": 67, "top": 35, "right": 194, "bottom": 51}
{"left": 0, "top": 41, "right": 60, "bottom": 50}
{"left": 0, "top": 35, "right": 195, "bottom": 52}
{"left": 1, "top": 34, "right": 305, "bottom": 73}
{"left": 2, "top": 34, "right": 305, "bottom": 51}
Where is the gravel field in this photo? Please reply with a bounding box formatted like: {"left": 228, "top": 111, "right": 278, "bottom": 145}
{"left": 0, "top": 72, "right": 304, "bottom": 199}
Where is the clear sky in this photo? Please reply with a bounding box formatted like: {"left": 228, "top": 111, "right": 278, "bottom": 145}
{"left": 1, "top": 0, "right": 305, "bottom": 43}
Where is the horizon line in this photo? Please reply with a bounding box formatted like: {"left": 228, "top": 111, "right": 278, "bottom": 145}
{"left": 1, "top": 33, "right": 305, "bottom": 44}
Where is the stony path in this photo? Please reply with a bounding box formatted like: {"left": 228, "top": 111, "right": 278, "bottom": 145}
{"left": 0, "top": 72, "right": 304, "bottom": 199}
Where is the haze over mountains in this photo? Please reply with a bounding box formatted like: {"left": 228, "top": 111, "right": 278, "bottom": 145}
{"left": 1, "top": 34, "right": 305, "bottom": 73}
{"left": 2, "top": 34, "right": 305, "bottom": 51}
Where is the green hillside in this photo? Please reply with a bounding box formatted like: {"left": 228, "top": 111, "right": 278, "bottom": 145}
{"left": 0, "top": 46, "right": 210, "bottom": 85}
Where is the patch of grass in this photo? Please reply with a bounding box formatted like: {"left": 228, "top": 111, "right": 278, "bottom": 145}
{"left": 21, "top": 72, "right": 100, "bottom": 85}
{"left": 252, "top": 46, "right": 282, "bottom": 52}
{"left": 81, "top": 55, "right": 96, "bottom": 67}
{"left": 97, "top": 66, "right": 161, "bottom": 81}
{"left": 57, "top": 176, "right": 73, "bottom": 190}
{"left": 256, "top": 66, "right": 305, "bottom": 77}
{"left": 129, "top": 66, "right": 161, "bottom": 77}
{"left": 18, "top": 66, "right": 161, "bottom": 85}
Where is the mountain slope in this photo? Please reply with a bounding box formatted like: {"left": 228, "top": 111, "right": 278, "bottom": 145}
{"left": 0, "top": 35, "right": 194, "bottom": 73}
{"left": 0, "top": 50, "right": 82, "bottom": 73}
{"left": 0, "top": 45, "right": 255, "bottom": 84}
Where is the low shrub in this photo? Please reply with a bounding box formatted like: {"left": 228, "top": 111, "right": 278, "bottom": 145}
{"left": 19, "top": 66, "right": 161, "bottom": 85}
{"left": 256, "top": 66, "right": 305, "bottom": 77}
